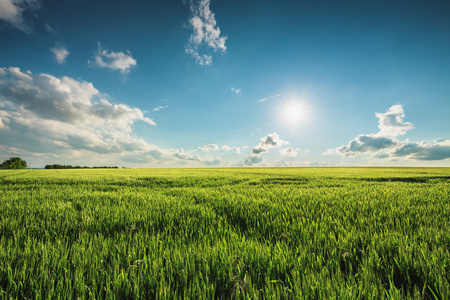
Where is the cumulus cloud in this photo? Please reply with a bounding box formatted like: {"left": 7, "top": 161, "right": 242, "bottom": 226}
{"left": 199, "top": 144, "right": 219, "bottom": 151}
{"left": 375, "top": 104, "right": 414, "bottom": 137}
{"left": 331, "top": 104, "right": 450, "bottom": 161}
{"left": 0, "top": 69, "right": 243, "bottom": 167}
{"left": 280, "top": 147, "right": 298, "bottom": 157}
{"left": 89, "top": 43, "right": 137, "bottom": 74}
{"left": 252, "top": 132, "right": 288, "bottom": 154}
{"left": 336, "top": 134, "right": 399, "bottom": 157}
{"left": 0, "top": 68, "right": 257, "bottom": 167}
{"left": 185, "top": 0, "right": 227, "bottom": 65}
{"left": 221, "top": 145, "right": 240, "bottom": 154}
{"left": 0, "top": 67, "right": 155, "bottom": 157}
{"left": 51, "top": 45, "right": 69, "bottom": 64}
{"left": 391, "top": 139, "right": 450, "bottom": 161}
{"left": 0, "top": 0, "right": 39, "bottom": 32}
{"left": 243, "top": 154, "right": 263, "bottom": 166}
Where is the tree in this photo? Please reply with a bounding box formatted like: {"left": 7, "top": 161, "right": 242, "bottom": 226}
{"left": 0, "top": 157, "right": 28, "bottom": 169}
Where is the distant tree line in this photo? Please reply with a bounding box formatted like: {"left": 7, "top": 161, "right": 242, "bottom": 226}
{"left": 45, "top": 164, "right": 87, "bottom": 169}
{"left": 0, "top": 157, "right": 120, "bottom": 170}
{"left": 0, "top": 157, "right": 28, "bottom": 169}
{"left": 45, "top": 164, "right": 118, "bottom": 169}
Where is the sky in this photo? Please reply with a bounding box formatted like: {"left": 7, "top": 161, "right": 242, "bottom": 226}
{"left": 1, "top": 0, "right": 450, "bottom": 168}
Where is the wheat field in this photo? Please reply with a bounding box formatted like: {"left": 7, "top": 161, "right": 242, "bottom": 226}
{"left": 1, "top": 168, "right": 449, "bottom": 299}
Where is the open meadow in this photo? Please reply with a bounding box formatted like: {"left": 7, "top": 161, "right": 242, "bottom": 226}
{"left": 1, "top": 167, "right": 449, "bottom": 299}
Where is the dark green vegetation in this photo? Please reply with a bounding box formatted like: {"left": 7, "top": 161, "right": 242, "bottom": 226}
{"left": 0, "top": 168, "right": 449, "bottom": 299}
{"left": 45, "top": 164, "right": 119, "bottom": 169}
{"left": 0, "top": 157, "right": 27, "bottom": 169}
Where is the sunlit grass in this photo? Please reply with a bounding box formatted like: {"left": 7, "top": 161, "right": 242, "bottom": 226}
{"left": 1, "top": 167, "right": 449, "bottom": 298}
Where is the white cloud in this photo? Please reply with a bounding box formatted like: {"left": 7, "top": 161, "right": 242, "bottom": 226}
{"left": 45, "top": 23, "right": 57, "bottom": 35}
{"left": 89, "top": 43, "right": 137, "bottom": 74}
{"left": 185, "top": 48, "right": 212, "bottom": 66}
{"left": 331, "top": 104, "right": 450, "bottom": 161}
{"left": 0, "top": 110, "right": 10, "bottom": 129}
{"left": 258, "top": 94, "right": 280, "bottom": 103}
{"left": 375, "top": 104, "right": 414, "bottom": 137}
{"left": 0, "top": 0, "right": 39, "bottom": 32}
{"left": 185, "top": 0, "right": 227, "bottom": 65}
{"left": 0, "top": 67, "right": 155, "bottom": 158}
{"left": 51, "top": 45, "right": 69, "bottom": 64}
{"left": 230, "top": 87, "right": 241, "bottom": 94}
{"left": 199, "top": 144, "right": 219, "bottom": 151}
{"left": 152, "top": 105, "right": 169, "bottom": 112}
{"left": 221, "top": 145, "right": 240, "bottom": 154}
{"left": 390, "top": 139, "right": 450, "bottom": 161}
{"left": 175, "top": 148, "right": 222, "bottom": 165}
{"left": 336, "top": 134, "right": 399, "bottom": 157}
{"left": 0, "top": 68, "right": 254, "bottom": 167}
{"left": 280, "top": 147, "right": 298, "bottom": 157}
{"left": 243, "top": 154, "right": 263, "bottom": 166}
{"left": 252, "top": 132, "right": 288, "bottom": 154}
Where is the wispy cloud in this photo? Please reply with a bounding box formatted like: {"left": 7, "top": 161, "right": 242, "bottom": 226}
{"left": 198, "top": 144, "right": 219, "bottom": 151}
{"left": 45, "top": 23, "right": 57, "bottom": 35}
{"left": 221, "top": 145, "right": 240, "bottom": 154}
{"left": 185, "top": 0, "right": 227, "bottom": 66}
{"left": 0, "top": 0, "right": 39, "bottom": 32}
{"left": 152, "top": 105, "right": 169, "bottom": 112}
{"left": 89, "top": 43, "right": 137, "bottom": 74}
{"left": 230, "top": 87, "right": 241, "bottom": 94}
{"left": 258, "top": 94, "right": 280, "bottom": 103}
{"left": 328, "top": 104, "right": 450, "bottom": 161}
{"left": 51, "top": 45, "right": 69, "bottom": 64}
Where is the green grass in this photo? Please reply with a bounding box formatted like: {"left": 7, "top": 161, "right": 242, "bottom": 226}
{"left": 0, "top": 167, "right": 449, "bottom": 299}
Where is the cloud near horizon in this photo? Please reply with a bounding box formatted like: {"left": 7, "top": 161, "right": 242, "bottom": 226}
{"left": 89, "top": 43, "right": 137, "bottom": 74}
{"left": 280, "top": 147, "right": 298, "bottom": 157}
{"left": 252, "top": 132, "right": 288, "bottom": 155}
{"left": 0, "top": 67, "right": 240, "bottom": 167}
{"left": 0, "top": 67, "right": 156, "bottom": 159}
{"left": 221, "top": 145, "right": 240, "bottom": 154}
{"left": 243, "top": 154, "right": 263, "bottom": 166}
{"left": 241, "top": 132, "right": 289, "bottom": 166}
{"left": 198, "top": 144, "right": 219, "bottom": 151}
{"left": 175, "top": 148, "right": 222, "bottom": 165}
{"left": 330, "top": 104, "right": 450, "bottom": 161}
{"left": 185, "top": 0, "right": 227, "bottom": 66}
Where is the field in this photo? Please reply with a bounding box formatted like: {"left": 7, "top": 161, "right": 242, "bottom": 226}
{"left": 1, "top": 168, "right": 449, "bottom": 299}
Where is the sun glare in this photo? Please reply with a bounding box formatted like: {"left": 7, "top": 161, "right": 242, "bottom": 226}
{"left": 282, "top": 101, "right": 306, "bottom": 125}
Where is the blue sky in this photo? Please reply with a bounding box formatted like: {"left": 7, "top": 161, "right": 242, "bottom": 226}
{"left": 1, "top": 0, "right": 450, "bottom": 167}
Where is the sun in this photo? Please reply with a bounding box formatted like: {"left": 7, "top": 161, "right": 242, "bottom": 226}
{"left": 282, "top": 101, "right": 306, "bottom": 125}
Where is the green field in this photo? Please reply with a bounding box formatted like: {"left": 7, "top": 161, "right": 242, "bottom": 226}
{"left": 1, "top": 168, "right": 449, "bottom": 299}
